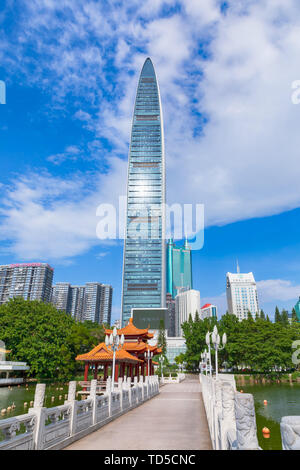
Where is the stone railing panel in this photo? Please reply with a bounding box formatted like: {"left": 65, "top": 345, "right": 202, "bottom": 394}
{"left": 0, "top": 414, "right": 36, "bottom": 450}
{"left": 75, "top": 399, "right": 93, "bottom": 434}
{"left": 43, "top": 405, "right": 71, "bottom": 450}
{"left": 280, "top": 416, "right": 300, "bottom": 450}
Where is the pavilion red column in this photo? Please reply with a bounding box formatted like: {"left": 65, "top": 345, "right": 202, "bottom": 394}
{"left": 94, "top": 363, "right": 98, "bottom": 379}
{"left": 129, "top": 364, "right": 132, "bottom": 380}
{"left": 104, "top": 364, "right": 108, "bottom": 380}
{"left": 84, "top": 362, "right": 89, "bottom": 381}
{"left": 115, "top": 364, "right": 119, "bottom": 380}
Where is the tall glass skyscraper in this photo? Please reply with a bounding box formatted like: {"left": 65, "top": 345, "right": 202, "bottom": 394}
{"left": 167, "top": 238, "right": 193, "bottom": 298}
{"left": 121, "top": 58, "right": 166, "bottom": 326}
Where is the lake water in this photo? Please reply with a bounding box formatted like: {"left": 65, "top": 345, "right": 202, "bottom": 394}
{"left": 0, "top": 382, "right": 71, "bottom": 420}
{"left": 242, "top": 382, "right": 300, "bottom": 450}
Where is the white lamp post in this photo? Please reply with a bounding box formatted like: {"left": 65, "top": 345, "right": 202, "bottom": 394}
{"left": 144, "top": 350, "right": 153, "bottom": 377}
{"left": 105, "top": 327, "right": 124, "bottom": 390}
{"left": 159, "top": 355, "right": 164, "bottom": 380}
{"left": 200, "top": 349, "right": 209, "bottom": 375}
{"left": 207, "top": 326, "right": 227, "bottom": 379}
{"left": 205, "top": 332, "right": 213, "bottom": 378}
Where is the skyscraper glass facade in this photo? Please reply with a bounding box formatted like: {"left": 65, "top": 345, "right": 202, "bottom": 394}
{"left": 121, "top": 58, "right": 166, "bottom": 325}
{"left": 167, "top": 239, "right": 192, "bottom": 298}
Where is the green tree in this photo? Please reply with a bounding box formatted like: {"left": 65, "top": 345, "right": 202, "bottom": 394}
{"left": 275, "top": 306, "right": 281, "bottom": 323}
{"left": 181, "top": 309, "right": 300, "bottom": 375}
{"left": 292, "top": 308, "right": 298, "bottom": 323}
{"left": 0, "top": 298, "right": 102, "bottom": 380}
{"left": 281, "top": 309, "right": 289, "bottom": 327}
{"left": 157, "top": 319, "right": 167, "bottom": 356}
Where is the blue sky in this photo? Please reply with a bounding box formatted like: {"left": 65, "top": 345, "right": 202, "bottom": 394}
{"left": 1, "top": 0, "right": 300, "bottom": 322}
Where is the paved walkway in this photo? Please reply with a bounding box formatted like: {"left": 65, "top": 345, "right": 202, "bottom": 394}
{"left": 66, "top": 378, "right": 212, "bottom": 450}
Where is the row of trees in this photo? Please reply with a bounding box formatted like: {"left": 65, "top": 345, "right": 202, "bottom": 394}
{"left": 0, "top": 298, "right": 106, "bottom": 380}
{"left": 179, "top": 311, "right": 300, "bottom": 375}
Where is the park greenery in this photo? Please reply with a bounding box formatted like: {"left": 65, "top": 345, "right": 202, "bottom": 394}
{"left": 179, "top": 309, "right": 300, "bottom": 378}
{"left": 0, "top": 298, "right": 106, "bottom": 380}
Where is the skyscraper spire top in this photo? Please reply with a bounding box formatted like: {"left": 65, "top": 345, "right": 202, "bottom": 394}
{"left": 236, "top": 259, "right": 240, "bottom": 273}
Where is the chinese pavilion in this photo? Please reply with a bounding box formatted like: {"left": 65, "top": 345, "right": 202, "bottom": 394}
{"left": 76, "top": 318, "right": 162, "bottom": 382}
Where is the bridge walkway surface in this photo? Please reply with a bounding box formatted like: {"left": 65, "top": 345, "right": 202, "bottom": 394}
{"left": 65, "top": 377, "right": 212, "bottom": 450}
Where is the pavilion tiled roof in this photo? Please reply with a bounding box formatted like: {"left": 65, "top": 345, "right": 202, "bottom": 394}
{"left": 76, "top": 343, "right": 143, "bottom": 364}
{"left": 105, "top": 317, "right": 154, "bottom": 339}
{"left": 123, "top": 342, "right": 148, "bottom": 352}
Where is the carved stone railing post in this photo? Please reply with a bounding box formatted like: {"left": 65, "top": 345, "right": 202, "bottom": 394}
{"left": 89, "top": 379, "right": 97, "bottom": 425}
{"left": 280, "top": 416, "right": 300, "bottom": 450}
{"left": 234, "top": 392, "right": 260, "bottom": 450}
{"left": 118, "top": 378, "right": 123, "bottom": 411}
{"left": 127, "top": 377, "right": 132, "bottom": 406}
{"left": 221, "top": 381, "right": 237, "bottom": 450}
{"left": 28, "top": 384, "right": 47, "bottom": 450}
{"left": 139, "top": 376, "right": 144, "bottom": 401}
{"left": 214, "top": 380, "right": 222, "bottom": 450}
{"left": 65, "top": 381, "right": 77, "bottom": 437}
{"left": 106, "top": 377, "right": 112, "bottom": 416}
{"left": 67, "top": 381, "right": 76, "bottom": 402}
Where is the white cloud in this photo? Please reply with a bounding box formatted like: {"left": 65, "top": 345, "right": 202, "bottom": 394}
{"left": 257, "top": 279, "right": 300, "bottom": 302}
{"left": 1, "top": 1, "right": 300, "bottom": 259}
{"left": 0, "top": 157, "right": 127, "bottom": 261}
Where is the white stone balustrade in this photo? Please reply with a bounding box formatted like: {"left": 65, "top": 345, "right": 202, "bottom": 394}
{"left": 161, "top": 373, "right": 185, "bottom": 384}
{"left": 0, "top": 375, "right": 160, "bottom": 451}
{"left": 200, "top": 373, "right": 260, "bottom": 450}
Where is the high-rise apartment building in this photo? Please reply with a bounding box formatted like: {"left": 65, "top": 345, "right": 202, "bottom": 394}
{"left": 100, "top": 284, "right": 113, "bottom": 325}
{"left": 226, "top": 271, "right": 259, "bottom": 321}
{"left": 175, "top": 289, "right": 200, "bottom": 336}
{"left": 121, "top": 57, "right": 166, "bottom": 326}
{"left": 51, "top": 282, "right": 113, "bottom": 325}
{"left": 0, "top": 263, "right": 53, "bottom": 304}
{"left": 51, "top": 283, "right": 72, "bottom": 312}
{"left": 167, "top": 238, "right": 192, "bottom": 298}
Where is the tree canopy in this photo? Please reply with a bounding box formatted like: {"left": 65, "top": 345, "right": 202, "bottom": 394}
{"left": 181, "top": 311, "right": 300, "bottom": 375}
{"left": 0, "top": 298, "right": 106, "bottom": 379}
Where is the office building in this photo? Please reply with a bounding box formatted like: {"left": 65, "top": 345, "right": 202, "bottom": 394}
{"left": 201, "top": 303, "right": 217, "bottom": 320}
{"left": 0, "top": 263, "right": 53, "bottom": 304}
{"left": 166, "top": 292, "right": 176, "bottom": 337}
{"left": 175, "top": 289, "right": 200, "bottom": 336}
{"left": 167, "top": 238, "right": 192, "bottom": 298}
{"left": 121, "top": 57, "right": 166, "bottom": 326}
{"left": 226, "top": 271, "right": 259, "bottom": 321}
{"left": 294, "top": 297, "right": 300, "bottom": 321}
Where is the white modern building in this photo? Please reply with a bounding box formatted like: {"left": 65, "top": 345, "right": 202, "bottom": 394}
{"left": 201, "top": 303, "right": 218, "bottom": 320}
{"left": 165, "top": 337, "right": 187, "bottom": 364}
{"left": 175, "top": 289, "right": 200, "bottom": 336}
{"left": 226, "top": 271, "right": 259, "bottom": 321}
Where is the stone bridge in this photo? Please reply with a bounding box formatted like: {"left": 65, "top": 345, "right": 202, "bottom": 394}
{"left": 66, "top": 376, "right": 212, "bottom": 450}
